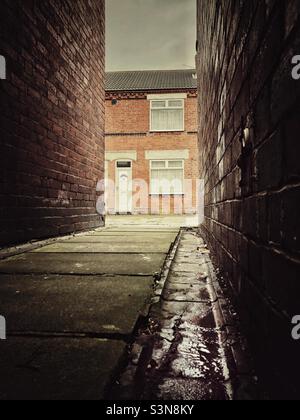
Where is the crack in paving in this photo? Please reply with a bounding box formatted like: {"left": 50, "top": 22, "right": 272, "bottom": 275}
{"left": 0, "top": 272, "right": 160, "bottom": 277}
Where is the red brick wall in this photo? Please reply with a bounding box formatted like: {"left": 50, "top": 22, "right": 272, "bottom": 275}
{"left": 197, "top": 0, "right": 300, "bottom": 398}
{"left": 105, "top": 94, "right": 199, "bottom": 214}
{"left": 106, "top": 98, "right": 150, "bottom": 134}
{"left": 106, "top": 94, "right": 198, "bottom": 134}
{"left": 0, "top": 0, "right": 105, "bottom": 245}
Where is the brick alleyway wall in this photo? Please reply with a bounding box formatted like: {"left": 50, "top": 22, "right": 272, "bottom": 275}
{"left": 0, "top": 0, "right": 105, "bottom": 245}
{"left": 197, "top": 0, "right": 300, "bottom": 398}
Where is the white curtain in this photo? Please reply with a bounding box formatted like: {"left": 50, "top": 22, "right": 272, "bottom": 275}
{"left": 151, "top": 109, "right": 183, "bottom": 131}
{"left": 151, "top": 169, "right": 184, "bottom": 194}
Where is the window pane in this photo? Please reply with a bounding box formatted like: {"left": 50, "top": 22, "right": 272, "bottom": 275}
{"left": 151, "top": 109, "right": 167, "bottom": 131}
{"left": 168, "top": 160, "right": 183, "bottom": 169}
{"left": 164, "top": 169, "right": 183, "bottom": 194}
{"left": 151, "top": 168, "right": 184, "bottom": 194}
{"left": 150, "top": 169, "right": 161, "bottom": 194}
{"left": 167, "top": 109, "right": 183, "bottom": 130}
{"left": 151, "top": 109, "right": 183, "bottom": 131}
{"left": 151, "top": 161, "right": 166, "bottom": 169}
{"left": 151, "top": 101, "right": 166, "bottom": 108}
{"left": 168, "top": 100, "right": 183, "bottom": 108}
{"left": 117, "top": 161, "right": 131, "bottom": 168}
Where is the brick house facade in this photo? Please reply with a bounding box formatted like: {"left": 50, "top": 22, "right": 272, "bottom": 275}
{"left": 105, "top": 70, "right": 199, "bottom": 215}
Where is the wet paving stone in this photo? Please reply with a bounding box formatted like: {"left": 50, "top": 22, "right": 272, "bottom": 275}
{"left": 156, "top": 377, "right": 229, "bottom": 401}
{"left": 158, "top": 301, "right": 216, "bottom": 330}
{"left": 162, "top": 282, "right": 211, "bottom": 303}
{"left": 138, "top": 231, "right": 242, "bottom": 400}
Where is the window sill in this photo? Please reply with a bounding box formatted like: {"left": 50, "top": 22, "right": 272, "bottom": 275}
{"left": 149, "top": 130, "right": 185, "bottom": 133}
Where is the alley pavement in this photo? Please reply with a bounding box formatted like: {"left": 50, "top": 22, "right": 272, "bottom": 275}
{"left": 112, "top": 230, "right": 257, "bottom": 401}
{"left": 0, "top": 216, "right": 255, "bottom": 400}
{"left": 0, "top": 217, "right": 192, "bottom": 400}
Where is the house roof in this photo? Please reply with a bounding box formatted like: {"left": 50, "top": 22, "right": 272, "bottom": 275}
{"left": 105, "top": 70, "right": 197, "bottom": 92}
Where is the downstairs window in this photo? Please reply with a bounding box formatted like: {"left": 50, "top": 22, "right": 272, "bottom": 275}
{"left": 150, "top": 160, "right": 184, "bottom": 195}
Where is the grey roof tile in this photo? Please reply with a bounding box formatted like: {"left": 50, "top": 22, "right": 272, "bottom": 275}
{"left": 106, "top": 70, "right": 197, "bottom": 91}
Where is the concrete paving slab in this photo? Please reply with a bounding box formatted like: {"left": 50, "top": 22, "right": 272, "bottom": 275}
{"left": 31, "top": 242, "right": 172, "bottom": 254}
{"left": 105, "top": 215, "right": 198, "bottom": 228}
{"left": 59, "top": 234, "right": 178, "bottom": 243}
{"left": 175, "top": 253, "right": 207, "bottom": 265}
{"left": 134, "top": 229, "right": 235, "bottom": 401}
{"left": 167, "top": 270, "right": 208, "bottom": 284}
{"left": 156, "top": 301, "right": 216, "bottom": 330}
{"left": 0, "top": 253, "right": 166, "bottom": 276}
{"left": 0, "top": 337, "right": 125, "bottom": 400}
{"left": 156, "top": 376, "right": 228, "bottom": 401}
{"left": 177, "top": 244, "right": 201, "bottom": 253}
{"left": 162, "top": 282, "right": 211, "bottom": 303}
{"left": 169, "top": 262, "right": 206, "bottom": 274}
{"left": 175, "top": 327, "right": 227, "bottom": 378}
{"left": 94, "top": 229, "right": 179, "bottom": 234}
{"left": 0, "top": 275, "right": 153, "bottom": 335}
{"left": 0, "top": 220, "right": 182, "bottom": 400}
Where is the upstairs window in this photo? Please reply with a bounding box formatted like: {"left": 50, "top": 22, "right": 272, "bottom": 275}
{"left": 150, "top": 99, "right": 184, "bottom": 132}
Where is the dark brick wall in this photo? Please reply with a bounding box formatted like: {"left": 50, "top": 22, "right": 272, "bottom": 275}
{"left": 197, "top": 0, "right": 300, "bottom": 398}
{"left": 0, "top": 0, "right": 105, "bottom": 246}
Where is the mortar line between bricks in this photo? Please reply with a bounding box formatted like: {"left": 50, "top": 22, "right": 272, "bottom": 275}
{"left": 204, "top": 228, "right": 298, "bottom": 322}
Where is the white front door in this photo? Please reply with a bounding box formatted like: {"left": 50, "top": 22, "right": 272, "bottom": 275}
{"left": 116, "top": 161, "right": 132, "bottom": 213}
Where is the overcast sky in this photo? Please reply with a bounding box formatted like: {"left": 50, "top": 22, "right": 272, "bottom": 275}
{"left": 106, "top": 0, "right": 196, "bottom": 72}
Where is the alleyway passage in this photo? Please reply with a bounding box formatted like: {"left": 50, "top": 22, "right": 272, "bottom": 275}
{"left": 0, "top": 217, "right": 185, "bottom": 400}
{"left": 0, "top": 216, "right": 255, "bottom": 400}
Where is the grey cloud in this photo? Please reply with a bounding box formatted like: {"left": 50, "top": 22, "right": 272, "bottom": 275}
{"left": 106, "top": 0, "right": 196, "bottom": 71}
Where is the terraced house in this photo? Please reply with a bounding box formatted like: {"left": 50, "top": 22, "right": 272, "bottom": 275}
{"left": 105, "top": 70, "right": 199, "bottom": 215}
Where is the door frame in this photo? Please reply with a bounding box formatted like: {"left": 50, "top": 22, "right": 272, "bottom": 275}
{"left": 115, "top": 160, "right": 133, "bottom": 214}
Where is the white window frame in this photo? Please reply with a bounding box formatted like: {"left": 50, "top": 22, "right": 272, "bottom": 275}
{"left": 150, "top": 159, "right": 185, "bottom": 195}
{"left": 150, "top": 99, "right": 185, "bottom": 132}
